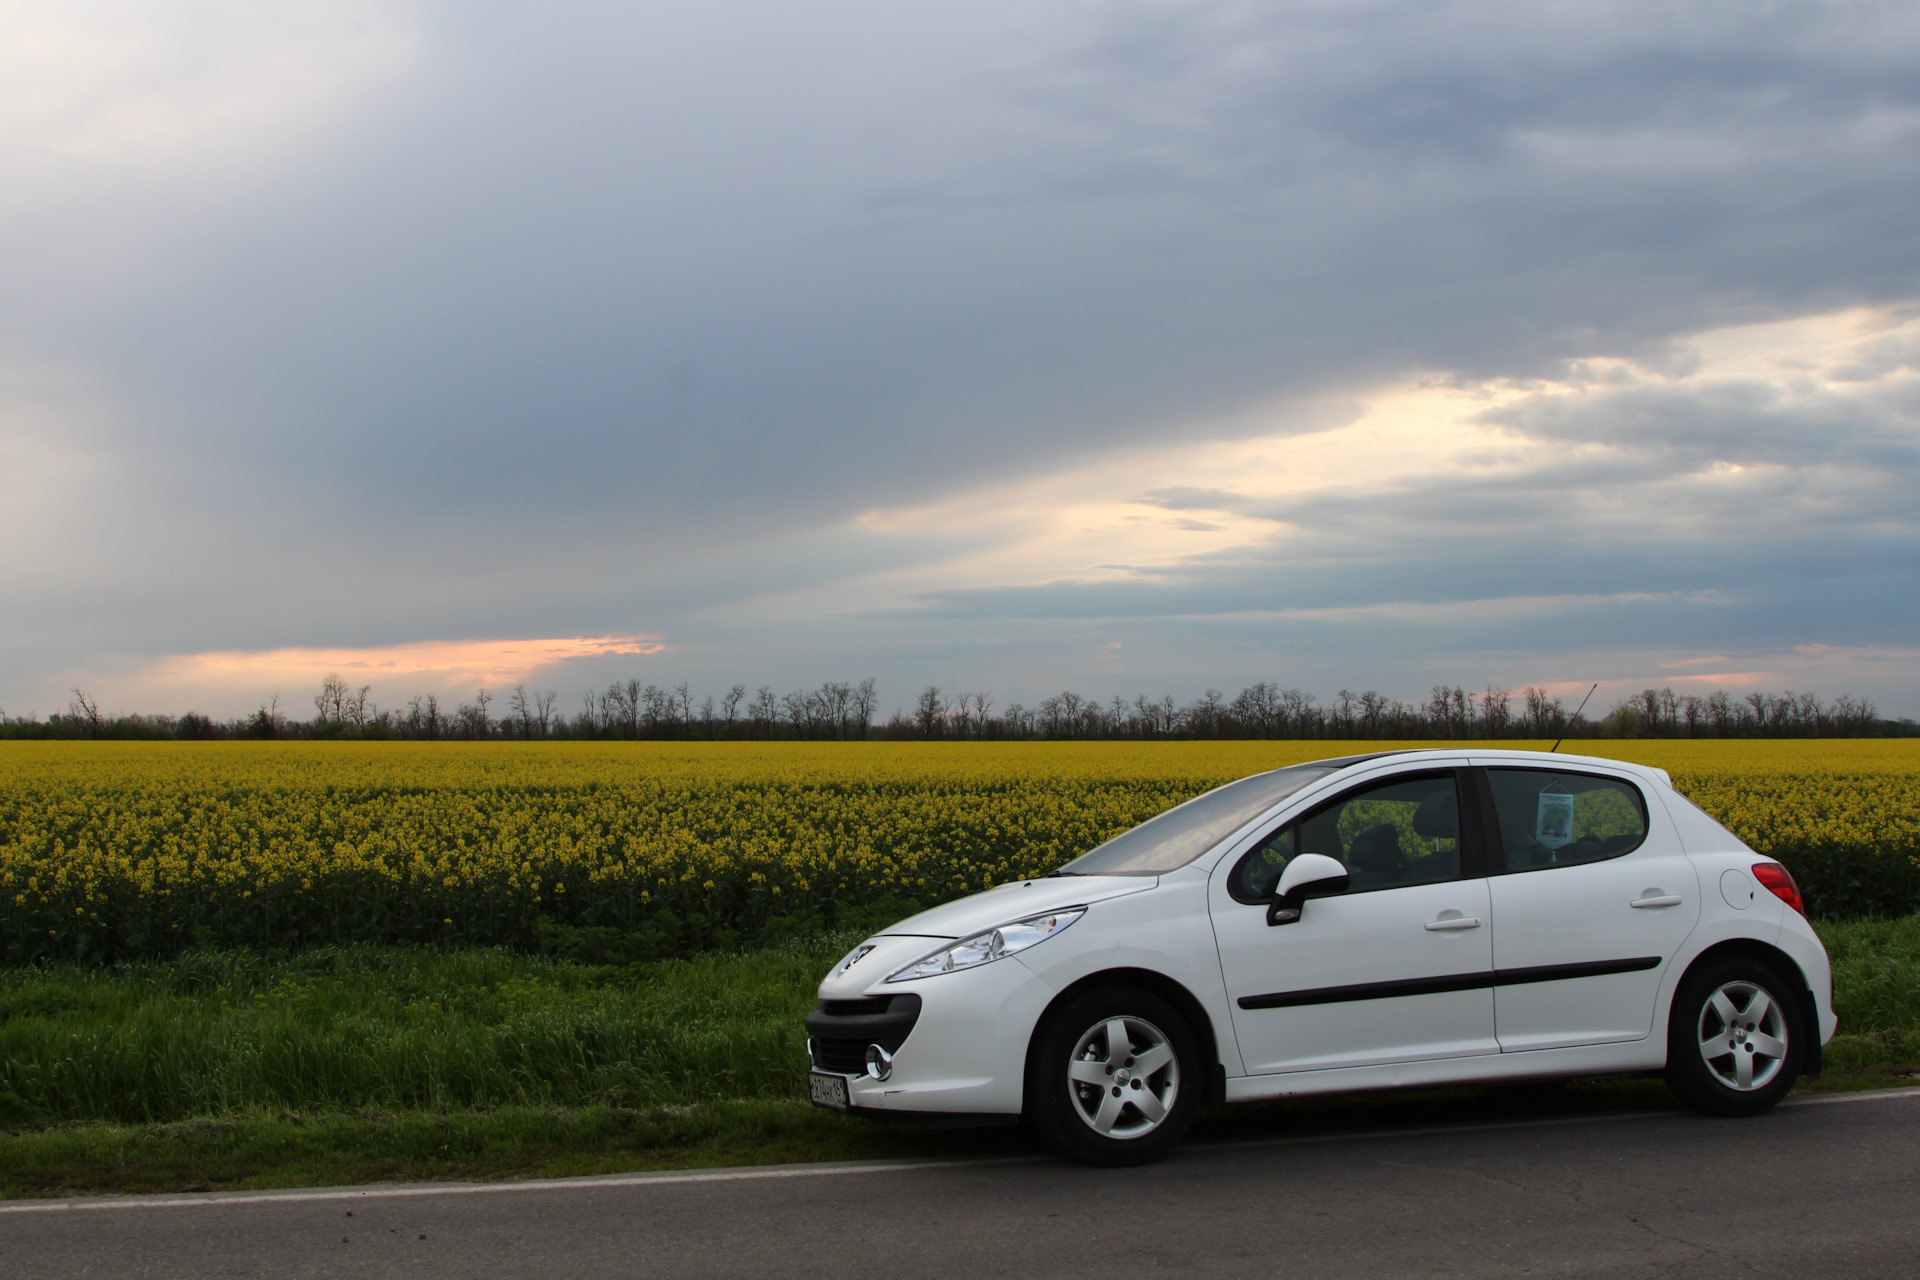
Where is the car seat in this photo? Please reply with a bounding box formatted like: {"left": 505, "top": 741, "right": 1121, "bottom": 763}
{"left": 1409, "top": 786, "right": 1461, "bottom": 877}
{"left": 1411, "top": 788, "right": 1457, "bottom": 843}
{"left": 1346, "top": 824, "right": 1406, "bottom": 889}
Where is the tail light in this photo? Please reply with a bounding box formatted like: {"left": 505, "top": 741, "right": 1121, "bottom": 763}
{"left": 1751, "top": 862, "right": 1805, "bottom": 916}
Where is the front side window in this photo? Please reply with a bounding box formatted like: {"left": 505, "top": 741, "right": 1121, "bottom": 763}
{"left": 1484, "top": 768, "right": 1647, "bottom": 872}
{"left": 1227, "top": 771, "right": 1463, "bottom": 899}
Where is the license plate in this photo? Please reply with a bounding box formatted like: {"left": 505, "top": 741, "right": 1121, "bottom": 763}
{"left": 809, "top": 1071, "right": 851, "bottom": 1111}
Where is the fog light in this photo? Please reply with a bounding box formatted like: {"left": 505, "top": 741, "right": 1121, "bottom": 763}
{"left": 864, "top": 1044, "right": 893, "bottom": 1081}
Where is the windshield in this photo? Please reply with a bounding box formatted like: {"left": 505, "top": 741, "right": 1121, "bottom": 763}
{"left": 1053, "top": 765, "right": 1339, "bottom": 876}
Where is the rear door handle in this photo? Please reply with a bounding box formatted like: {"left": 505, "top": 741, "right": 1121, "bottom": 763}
{"left": 1425, "top": 916, "right": 1484, "bottom": 931}
{"left": 1631, "top": 894, "right": 1683, "bottom": 909}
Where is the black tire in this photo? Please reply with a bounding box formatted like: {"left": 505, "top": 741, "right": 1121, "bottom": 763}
{"left": 1026, "top": 986, "right": 1202, "bottom": 1166}
{"left": 1664, "top": 955, "right": 1804, "bottom": 1116}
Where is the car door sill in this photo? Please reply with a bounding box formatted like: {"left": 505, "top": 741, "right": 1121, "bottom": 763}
{"left": 1497, "top": 1032, "right": 1651, "bottom": 1053}
{"left": 1224, "top": 1039, "right": 1670, "bottom": 1102}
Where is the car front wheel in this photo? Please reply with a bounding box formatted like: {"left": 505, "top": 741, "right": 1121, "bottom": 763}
{"left": 1664, "top": 955, "right": 1803, "bottom": 1116}
{"left": 1027, "top": 986, "right": 1201, "bottom": 1166}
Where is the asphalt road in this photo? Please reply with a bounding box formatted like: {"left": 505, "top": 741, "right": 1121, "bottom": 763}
{"left": 5, "top": 1090, "right": 1917, "bottom": 1279}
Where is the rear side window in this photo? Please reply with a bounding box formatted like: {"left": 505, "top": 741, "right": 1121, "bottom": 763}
{"left": 1485, "top": 768, "right": 1647, "bottom": 872}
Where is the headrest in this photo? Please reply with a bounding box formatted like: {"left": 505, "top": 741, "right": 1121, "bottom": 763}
{"left": 1348, "top": 824, "right": 1405, "bottom": 868}
{"left": 1411, "top": 787, "right": 1458, "bottom": 839}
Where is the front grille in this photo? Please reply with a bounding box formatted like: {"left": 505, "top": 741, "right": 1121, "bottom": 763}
{"left": 811, "top": 1037, "right": 883, "bottom": 1074}
{"left": 806, "top": 993, "right": 922, "bottom": 1074}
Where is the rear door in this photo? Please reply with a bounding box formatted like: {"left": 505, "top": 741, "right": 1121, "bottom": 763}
{"left": 1475, "top": 764, "right": 1700, "bottom": 1051}
{"left": 1211, "top": 767, "right": 1499, "bottom": 1075}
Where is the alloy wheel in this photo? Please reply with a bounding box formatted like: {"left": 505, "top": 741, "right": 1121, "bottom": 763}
{"left": 1696, "top": 979, "right": 1789, "bottom": 1092}
{"left": 1066, "top": 1015, "right": 1180, "bottom": 1139}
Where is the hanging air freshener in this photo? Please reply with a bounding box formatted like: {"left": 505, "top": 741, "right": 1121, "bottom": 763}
{"left": 1536, "top": 782, "right": 1575, "bottom": 850}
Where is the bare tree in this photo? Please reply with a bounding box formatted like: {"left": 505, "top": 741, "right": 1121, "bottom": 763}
{"left": 509, "top": 684, "right": 534, "bottom": 738}
{"left": 1359, "top": 690, "right": 1390, "bottom": 737}
{"left": 750, "top": 685, "right": 777, "bottom": 738}
{"left": 1480, "top": 686, "right": 1512, "bottom": 737}
{"left": 971, "top": 691, "right": 996, "bottom": 738}
{"left": 247, "top": 693, "right": 283, "bottom": 739}
{"left": 782, "top": 689, "right": 812, "bottom": 738}
{"left": 951, "top": 691, "right": 974, "bottom": 739}
{"left": 817, "top": 681, "right": 853, "bottom": 738}
{"left": 1229, "top": 682, "right": 1280, "bottom": 737}
{"left": 314, "top": 673, "right": 349, "bottom": 723}
{"left": 1277, "top": 688, "right": 1315, "bottom": 736}
{"left": 851, "top": 678, "right": 878, "bottom": 739}
{"left": 1189, "top": 689, "right": 1226, "bottom": 738}
{"left": 404, "top": 693, "right": 443, "bottom": 739}
{"left": 535, "top": 689, "right": 558, "bottom": 737}
{"left": 454, "top": 694, "right": 492, "bottom": 739}
{"left": 1523, "top": 686, "right": 1561, "bottom": 737}
{"left": 69, "top": 689, "right": 103, "bottom": 738}
{"left": 638, "top": 683, "right": 671, "bottom": 734}
{"left": 1132, "top": 693, "right": 1156, "bottom": 737}
{"left": 722, "top": 683, "right": 747, "bottom": 736}
{"left": 915, "top": 686, "right": 946, "bottom": 737}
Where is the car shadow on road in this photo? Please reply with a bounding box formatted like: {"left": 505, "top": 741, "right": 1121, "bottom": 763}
{"left": 852, "top": 1075, "right": 1688, "bottom": 1168}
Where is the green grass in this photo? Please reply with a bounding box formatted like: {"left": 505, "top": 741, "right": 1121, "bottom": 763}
{"left": 3, "top": 916, "right": 1918, "bottom": 1197}
{"left": 0, "top": 936, "right": 864, "bottom": 1124}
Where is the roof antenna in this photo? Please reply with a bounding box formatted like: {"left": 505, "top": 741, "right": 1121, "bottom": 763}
{"left": 1551, "top": 684, "right": 1599, "bottom": 753}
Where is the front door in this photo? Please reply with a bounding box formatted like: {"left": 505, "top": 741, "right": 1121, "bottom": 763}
{"left": 1478, "top": 764, "right": 1701, "bottom": 1051}
{"left": 1212, "top": 768, "right": 1499, "bottom": 1075}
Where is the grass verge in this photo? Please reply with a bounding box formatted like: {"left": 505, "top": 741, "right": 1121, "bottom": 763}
{"left": 2, "top": 913, "right": 1917, "bottom": 1198}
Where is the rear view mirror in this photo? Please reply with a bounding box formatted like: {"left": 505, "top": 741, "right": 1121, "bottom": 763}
{"left": 1267, "top": 853, "right": 1351, "bottom": 926}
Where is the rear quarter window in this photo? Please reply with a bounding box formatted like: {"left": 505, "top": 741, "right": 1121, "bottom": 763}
{"left": 1485, "top": 767, "right": 1648, "bottom": 872}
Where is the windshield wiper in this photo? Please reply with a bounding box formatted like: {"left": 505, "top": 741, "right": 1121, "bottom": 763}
{"left": 1041, "top": 868, "right": 1081, "bottom": 877}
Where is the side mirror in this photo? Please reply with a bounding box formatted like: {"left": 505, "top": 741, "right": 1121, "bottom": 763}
{"left": 1267, "top": 853, "right": 1351, "bottom": 926}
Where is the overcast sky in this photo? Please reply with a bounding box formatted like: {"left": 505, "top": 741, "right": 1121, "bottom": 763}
{"left": 4, "top": 0, "right": 1918, "bottom": 720}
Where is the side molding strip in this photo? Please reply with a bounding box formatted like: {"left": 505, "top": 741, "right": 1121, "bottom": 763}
{"left": 1493, "top": 956, "right": 1662, "bottom": 987}
{"left": 1238, "top": 956, "right": 1661, "bottom": 1010}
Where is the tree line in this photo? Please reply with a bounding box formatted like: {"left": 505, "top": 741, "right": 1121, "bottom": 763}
{"left": 2, "top": 677, "right": 1910, "bottom": 741}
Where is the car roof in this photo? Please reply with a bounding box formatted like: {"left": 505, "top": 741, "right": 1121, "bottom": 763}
{"left": 1299, "top": 747, "right": 1669, "bottom": 786}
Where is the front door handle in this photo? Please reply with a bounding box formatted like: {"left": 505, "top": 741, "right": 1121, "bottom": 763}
{"left": 1425, "top": 916, "right": 1484, "bottom": 931}
{"left": 1631, "top": 894, "right": 1683, "bottom": 909}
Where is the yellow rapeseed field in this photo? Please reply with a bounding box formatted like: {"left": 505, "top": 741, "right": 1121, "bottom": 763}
{"left": 2, "top": 740, "right": 1915, "bottom": 961}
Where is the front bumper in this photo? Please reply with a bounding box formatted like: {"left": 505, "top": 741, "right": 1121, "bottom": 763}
{"left": 805, "top": 951, "right": 1052, "bottom": 1118}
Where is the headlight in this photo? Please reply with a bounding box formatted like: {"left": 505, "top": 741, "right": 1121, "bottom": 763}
{"left": 827, "top": 943, "right": 875, "bottom": 979}
{"left": 886, "top": 908, "right": 1085, "bottom": 983}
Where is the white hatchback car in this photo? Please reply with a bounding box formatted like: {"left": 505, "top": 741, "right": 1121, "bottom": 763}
{"left": 806, "top": 749, "right": 1836, "bottom": 1164}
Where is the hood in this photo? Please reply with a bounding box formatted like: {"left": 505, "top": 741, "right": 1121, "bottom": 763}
{"left": 878, "top": 874, "right": 1154, "bottom": 941}
{"left": 816, "top": 875, "right": 1157, "bottom": 999}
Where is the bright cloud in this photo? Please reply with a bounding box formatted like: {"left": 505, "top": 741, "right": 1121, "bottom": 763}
{"left": 0, "top": 1, "right": 419, "bottom": 194}
{"left": 52, "top": 636, "right": 667, "bottom": 716}
{"left": 164, "top": 634, "right": 662, "bottom": 680}
{"left": 834, "top": 306, "right": 1920, "bottom": 608}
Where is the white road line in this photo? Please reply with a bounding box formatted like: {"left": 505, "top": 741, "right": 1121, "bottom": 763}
{"left": 0, "top": 1155, "right": 1040, "bottom": 1215}
{"left": 1787, "top": 1086, "right": 1920, "bottom": 1106}
{"left": 1, "top": 1085, "right": 1912, "bottom": 1216}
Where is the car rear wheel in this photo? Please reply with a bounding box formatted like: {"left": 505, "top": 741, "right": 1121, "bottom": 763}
{"left": 1027, "top": 986, "right": 1201, "bottom": 1166}
{"left": 1664, "top": 955, "right": 1803, "bottom": 1116}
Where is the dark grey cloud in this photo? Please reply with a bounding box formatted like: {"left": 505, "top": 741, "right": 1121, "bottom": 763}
{"left": 3, "top": 0, "right": 1919, "bottom": 709}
